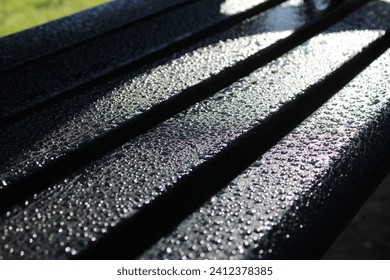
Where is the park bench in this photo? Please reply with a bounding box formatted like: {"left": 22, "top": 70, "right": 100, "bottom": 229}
{"left": 0, "top": 0, "right": 389, "bottom": 259}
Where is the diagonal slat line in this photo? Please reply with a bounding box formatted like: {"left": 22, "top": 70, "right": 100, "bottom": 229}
{"left": 0, "top": 0, "right": 371, "bottom": 215}
{"left": 76, "top": 30, "right": 390, "bottom": 259}
{"left": 0, "top": 0, "right": 287, "bottom": 126}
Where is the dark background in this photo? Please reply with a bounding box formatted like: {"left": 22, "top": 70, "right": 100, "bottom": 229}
{"left": 324, "top": 171, "right": 390, "bottom": 259}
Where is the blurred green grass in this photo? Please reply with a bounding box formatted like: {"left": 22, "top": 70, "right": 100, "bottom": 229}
{"left": 0, "top": 0, "right": 109, "bottom": 37}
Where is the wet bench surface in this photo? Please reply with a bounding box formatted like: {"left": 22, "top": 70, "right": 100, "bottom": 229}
{"left": 0, "top": 0, "right": 389, "bottom": 259}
